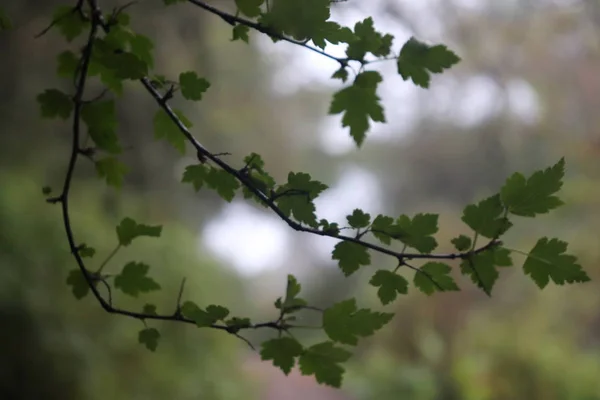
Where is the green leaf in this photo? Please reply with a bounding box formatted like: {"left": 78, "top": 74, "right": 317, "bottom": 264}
{"left": 461, "top": 194, "right": 511, "bottom": 239}
{"left": 331, "top": 67, "right": 349, "bottom": 82}
{"left": 225, "top": 317, "right": 251, "bottom": 331}
{"left": 56, "top": 50, "right": 79, "bottom": 78}
{"left": 323, "top": 298, "right": 393, "bottom": 345}
{"left": 500, "top": 158, "right": 565, "bottom": 217}
{"left": 232, "top": 25, "right": 250, "bottom": 42}
{"left": 181, "top": 301, "right": 229, "bottom": 327}
{"left": 265, "top": 0, "right": 330, "bottom": 40}
{"left": 299, "top": 341, "right": 352, "bottom": 388}
{"left": 397, "top": 37, "right": 460, "bottom": 88}
{"left": 395, "top": 213, "right": 439, "bottom": 253}
{"left": 204, "top": 167, "right": 240, "bottom": 202}
{"left": 370, "top": 214, "right": 395, "bottom": 245}
{"left": 260, "top": 337, "right": 303, "bottom": 375}
{"left": 331, "top": 241, "right": 370, "bottom": 276}
{"left": 143, "top": 304, "right": 158, "bottom": 316}
{"left": 451, "top": 235, "right": 472, "bottom": 252}
{"left": 37, "top": 89, "right": 72, "bottom": 119}
{"left": 414, "top": 262, "right": 459, "bottom": 295}
{"left": 275, "top": 172, "right": 328, "bottom": 227}
{"left": 369, "top": 270, "right": 409, "bottom": 305}
{"left": 129, "top": 34, "right": 154, "bottom": 68}
{"left": 153, "top": 109, "right": 191, "bottom": 154}
{"left": 523, "top": 237, "right": 590, "bottom": 289}
{"left": 53, "top": 6, "right": 89, "bottom": 41}
{"left": 182, "top": 164, "right": 209, "bottom": 191}
{"left": 346, "top": 17, "right": 393, "bottom": 60}
{"left": 138, "top": 328, "right": 160, "bottom": 351}
{"left": 78, "top": 244, "right": 96, "bottom": 258}
{"left": 319, "top": 219, "right": 340, "bottom": 235}
{"left": 179, "top": 71, "right": 210, "bottom": 101}
{"left": 116, "top": 217, "right": 162, "bottom": 246}
{"left": 81, "top": 100, "right": 121, "bottom": 154}
{"left": 275, "top": 274, "right": 308, "bottom": 313}
{"left": 347, "top": 209, "right": 371, "bottom": 229}
{"left": 95, "top": 157, "right": 128, "bottom": 188}
{"left": 235, "top": 0, "right": 264, "bottom": 17}
{"left": 66, "top": 269, "right": 89, "bottom": 299}
{"left": 329, "top": 71, "right": 385, "bottom": 147}
{"left": 460, "top": 248, "right": 513, "bottom": 294}
{"left": 114, "top": 262, "right": 161, "bottom": 297}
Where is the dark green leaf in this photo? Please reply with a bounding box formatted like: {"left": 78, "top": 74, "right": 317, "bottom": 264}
{"left": 179, "top": 71, "right": 210, "bottom": 101}
{"left": 346, "top": 209, "right": 370, "bottom": 229}
{"left": 235, "top": 0, "right": 264, "bottom": 17}
{"left": 500, "top": 158, "right": 565, "bottom": 217}
{"left": 369, "top": 269, "right": 409, "bottom": 305}
{"left": 323, "top": 298, "right": 393, "bottom": 345}
{"left": 153, "top": 109, "right": 191, "bottom": 154}
{"left": 204, "top": 167, "right": 240, "bottom": 202}
{"left": 95, "top": 157, "right": 128, "bottom": 188}
{"left": 397, "top": 37, "right": 460, "bottom": 88}
{"left": 370, "top": 214, "right": 395, "bottom": 245}
{"left": 81, "top": 100, "right": 121, "bottom": 154}
{"left": 37, "top": 89, "right": 72, "bottom": 119}
{"left": 460, "top": 248, "right": 513, "bottom": 294}
{"left": 414, "top": 262, "right": 459, "bottom": 295}
{"left": 57, "top": 50, "right": 79, "bottom": 78}
{"left": 523, "top": 237, "right": 590, "bottom": 289}
{"left": 261, "top": 337, "right": 303, "bottom": 375}
{"left": 331, "top": 241, "right": 370, "bottom": 276}
{"left": 66, "top": 269, "right": 89, "bottom": 299}
{"left": 461, "top": 194, "right": 511, "bottom": 239}
{"left": 395, "top": 213, "right": 439, "bottom": 253}
{"left": 299, "top": 341, "right": 351, "bottom": 388}
{"left": 143, "top": 303, "right": 158, "bottom": 316}
{"left": 182, "top": 164, "right": 209, "bottom": 191}
{"left": 114, "top": 262, "right": 161, "bottom": 297}
{"left": 275, "top": 172, "right": 327, "bottom": 227}
{"left": 451, "top": 235, "right": 472, "bottom": 252}
{"left": 116, "top": 217, "right": 162, "bottom": 246}
{"left": 53, "top": 6, "right": 89, "bottom": 41}
{"left": 138, "top": 328, "right": 160, "bottom": 351}
{"left": 232, "top": 25, "right": 250, "bottom": 42}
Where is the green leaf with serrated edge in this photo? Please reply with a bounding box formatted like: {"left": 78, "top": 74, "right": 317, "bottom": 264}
{"left": 180, "top": 301, "right": 226, "bottom": 327}
{"left": 143, "top": 304, "right": 158, "bottom": 316}
{"left": 153, "top": 109, "right": 191, "bottom": 154}
{"left": 101, "top": 52, "right": 148, "bottom": 80}
{"left": 523, "top": 237, "right": 590, "bottom": 289}
{"left": 460, "top": 247, "right": 512, "bottom": 293}
{"left": 95, "top": 157, "right": 128, "bottom": 188}
{"left": 500, "top": 158, "right": 565, "bottom": 217}
{"left": 369, "top": 270, "right": 409, "bottom": 305}
{"left": 397, "top": 37, "right": 460, "bottom": 88}
{"left": 346, "top": 17, "right": 393, "bottom": 60}
{"left": 129, "top": 34, "right": 154, "bottom": 68}
{"left": 235, "top": 0, "right": 264, "bottom": 17}
{"left": 331, "top": 67, "right": 349, "bottom": 82}
{"left": 78, "top": 244, "right": 96, "bottom": 258}
{"left": 347, "top": 209, "right": 371, "bottom": 229}
{"left": 260, "top": 337, "right": 303, "bottom": 375}
{"left": 329, "top": 71, "right": 385, "bottom": 147}
{"left": 116, "top": 217, "right": 162, "bottom": 246}
{"left": 81, "top": 100, "right": 121, "bottom": 154}
{"left": 204, "top": 167, "right": 240, "bottom": 202}
{"left": 232, "top": 25, "right": 250, "bottom": 42}
{"left": 114, "top": 262, "right": 160, "bottom": 297}
{"left": 299, "top": 341, "right": 352, "bottom": 388}
{"left": 266, "top": 0, "right": 330, "bottom": 40}
{"left": 66, "top": 270, "right": 89, "bottom": 299}
{"left": 206, "top": 305, "right": 230, "bottom": 321}
{"left": 395, "top": 213, "right": 439, "bottom": 253}
{"left": 37, "top": 89, "right": 72, "bottom": 119}
{"left": 139, "top": 328, "right": 160, "bottom": 351}
{"left": 57, "top": 50, "right": 79, "bottom": 78}
{"left": 53, "top": 6, "right": 89, "bottom": 41}
{"left": 323, "top": 298, "right": 393, "bottom": 346}
{"left": 331, "top": 241, "right": 370, "bottom": 276}
{"left": 462, "top": 194, "right": 511, "bottom": 239}
{"left": 414, "top": 262, "right": 459, "bottom": 295}
{"left": 451, "top": 235, "right": 472, "bottom": 252}
{"left": 319, "top": 219, "right": 340, "bottom": 235}
{"left": 370, "top": 214, "right": 395, "bottom": 245}
{"left": 179, "top": 71, "right": 210, "bottom": 101}
{"left": 275, "top": 274, "right": 308, "bottom": 313}
{"left": 182, "top": 164, "right": 209, "bottom": 191}
{"left": 275, "top": 172, "right": 327, "bottom": 227}
{"left": 311, "top": 21, "right": 354, "bottom": 49}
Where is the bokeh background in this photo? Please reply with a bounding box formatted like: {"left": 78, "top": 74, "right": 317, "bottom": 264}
{"left": 2, "top": 0, "right": 600, "bottom": 399}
